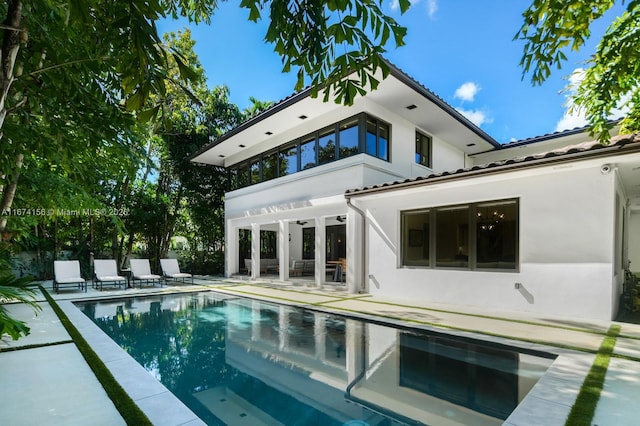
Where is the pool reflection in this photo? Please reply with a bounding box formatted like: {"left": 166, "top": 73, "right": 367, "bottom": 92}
{"left": 78, "top": 292, "right": 554, "bottom": 426}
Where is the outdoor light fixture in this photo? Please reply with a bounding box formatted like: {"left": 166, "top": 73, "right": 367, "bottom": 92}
{"left": 265, "top": 131, "right": 273, "bottom": 135}
{"left": 298, "top": 115, "right": 308, "bottom": 120}
{"left": 239, "top": 144, "right": 246, "bottom": 148}
{"left": 406, "top": 104, "right": 417, "bottom": 110}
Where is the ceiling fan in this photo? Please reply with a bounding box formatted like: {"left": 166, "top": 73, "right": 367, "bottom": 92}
{"left": 295, "top": 220, "right": 308, "bottom": 226}
{"left": 336, "top": 215, "right": 346, "bottom": 223}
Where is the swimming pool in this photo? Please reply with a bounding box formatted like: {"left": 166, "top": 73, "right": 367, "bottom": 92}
{"left": 76, "top": 291, "right": 555, "bottom": 425}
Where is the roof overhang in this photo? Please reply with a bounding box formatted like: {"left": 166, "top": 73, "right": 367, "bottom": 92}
{"left": 189, "top": 61, "right": 501, "bottom": 167}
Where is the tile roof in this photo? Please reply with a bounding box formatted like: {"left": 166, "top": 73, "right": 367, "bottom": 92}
{"left": 345, "top": 133, "right": 640, "bottom": 197}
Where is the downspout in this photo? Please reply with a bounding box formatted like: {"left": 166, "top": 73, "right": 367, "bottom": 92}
{"left": 346, "top": 197, "right": 367, "bottom": 293}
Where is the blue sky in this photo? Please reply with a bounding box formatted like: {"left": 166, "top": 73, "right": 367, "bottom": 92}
{"left": 157, "top": 1, "right": 624, "bottom": 144}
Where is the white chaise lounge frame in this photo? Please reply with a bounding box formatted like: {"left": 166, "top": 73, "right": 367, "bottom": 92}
{"left": 160, "top": 258, "right": 193, "bottom": 284}
{"left": 93, "top": 259, "right": 127, "bottom": 290}
{"left": 53, "top": 260, "right": 87, "bottom": 293}
{"left": 130, "top": 259, "right": 163, "bottom": 289}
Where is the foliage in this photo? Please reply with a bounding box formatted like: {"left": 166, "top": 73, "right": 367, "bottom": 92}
{"left": 564, "top": 324, "right": 620, "bottom": 425}
{"left": 0, "top": 245, "right": 40, "bottom": 341}
{"left": 244, "top": 0, "right": 410, "bottom": 104}
{"left": 516, "top": 0, "right": 640, "bottom": 140}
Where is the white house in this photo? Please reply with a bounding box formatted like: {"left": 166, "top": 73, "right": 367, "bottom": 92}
{"left": 190, "top": 61, "right": 640, "bottom": 321}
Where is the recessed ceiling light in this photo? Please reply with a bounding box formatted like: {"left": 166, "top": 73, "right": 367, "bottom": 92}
{"left": 239, "top": 144, "right": 246, "bottom": 148}
{"left": 298, "top": 115, "right": 308, "bottom": 120}
{"left": 406, "top": 104, "right": 418, "bottom": 110}
{"left": 218, "top": 154, "right": 225, "bottom": 158}
{"left": 265, "top": 131, "right": 273, "bottom": 135}
{"left": 466, "top": 143, "right": 476, "bottom": 147}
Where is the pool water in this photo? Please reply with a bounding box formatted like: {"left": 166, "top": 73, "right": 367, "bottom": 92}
{"left": 77, "top": 292, "right": 555, "bottom": 425}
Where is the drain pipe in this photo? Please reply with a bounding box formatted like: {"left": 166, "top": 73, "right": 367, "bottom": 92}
{"left": 346, "top": 197, "right": 367, "bottom": 293}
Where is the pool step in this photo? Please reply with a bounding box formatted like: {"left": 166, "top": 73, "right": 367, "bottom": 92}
{"left": 193, "top": 386, "right": 285, "bottom": 426}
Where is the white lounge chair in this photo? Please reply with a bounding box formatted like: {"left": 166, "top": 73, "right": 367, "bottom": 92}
{"left": 53, "top": 260, "right": 87, "bottom": 293}
{"left": 93, "top": 259, "right": 127, "bottom": 290}
{"left": 129, "top": 259, "right": 163, "bottom": 288}
{"left": 160, "top": 259, "right": 193, "bottom": 284}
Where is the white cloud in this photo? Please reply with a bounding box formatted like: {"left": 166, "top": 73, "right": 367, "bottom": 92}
{"left": 555, "top": 69, "right": 588, "bottom": 132}
{"left": 390, "top": 0, "right": 433, "bottom": 17}
{"left": 456, "top": 108, "right": 491, "bottom": 127}
{"left": 454, "top": 82, "right": 480, "bottom": 102}
{"left": 427, "top": 0, "right": 438, "bottom": 18}
{"left": 555, "top": 68, "right": 629, "bottom": 132}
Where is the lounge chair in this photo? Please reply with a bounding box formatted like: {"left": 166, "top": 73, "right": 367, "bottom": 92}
{"left": 93, "top": 259, "right": 127, "bottom": 290}
{"left": 53, "top": 260, "right": 87, "bottom": 293}
{"left": 160, "top": 258, "right": 193, "bottom": 284}
{"left": 129, "top": 259, "right": 163, "bottom": 288}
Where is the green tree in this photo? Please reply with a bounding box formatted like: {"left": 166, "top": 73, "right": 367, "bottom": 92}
{"left": 1, "top": 0, "right": 410, "bottom": 234}
{"left": 516, "top": 0, "right": 639, "bottom": 140}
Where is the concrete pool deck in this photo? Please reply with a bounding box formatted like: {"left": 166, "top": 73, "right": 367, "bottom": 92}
{"left": 1, "top": 277, "right": 639, "bottom": 425}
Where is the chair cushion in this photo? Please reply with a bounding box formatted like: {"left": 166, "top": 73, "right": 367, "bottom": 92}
{"left": 56, "top": 277, "right": 85, "bottom": 284}
{"left": 96, "top": 275, "right": 126, "bottom": 282}
{"left": 167, "top": 273, "right": 192, "bottom": 278}
{"left": 135, "top": 274, "right": 161, "bottom": 280}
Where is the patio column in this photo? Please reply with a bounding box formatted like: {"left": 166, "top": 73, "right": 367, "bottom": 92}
{"left": 314, "top": 216, "right": 326, "bottom": 287}
{"left": 226, "top": 221, "right": 238, "bottom": 277}
{"left": 250, "top": 223, "right": 260, "bottom": 280}
{"left": 278, "top": 220, "right": 290, "bottom": 281}
{"left": 347, "top": 204, "right": 364, "bottom": 293}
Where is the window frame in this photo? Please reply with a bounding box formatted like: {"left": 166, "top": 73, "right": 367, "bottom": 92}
{"left": 400, "top": 198, "right": 519, "bottom": 271}
{"left": 227, "top": 112, "right": 391, "bottom": 190}
{"left": 415, "top": 130, "right": 432, "bottom": 168}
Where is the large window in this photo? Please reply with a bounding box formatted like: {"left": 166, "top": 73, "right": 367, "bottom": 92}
{"left": 366, "top": 117, "right": 389, "bottom": 161}
{"left": 416, "top": 131, "right": 432, "bottom": 167}
{"left": 475, "top": 200, "right": 518, "bottom": 269}
{"left": 318, "top": 127, "right": 336, "bottom": 165}
{"left": 401, "top": 210, "right": 430, "bottom": 267}
{"left": 436, "top": 206, "right": 469, "bottom": 268}
{"left": 300, "top": 136, "right": 316, "bottom": 170}
{"left": 228, "top": 113, "right": 391, "bottom": 190}
{"left": 262, "top": 151, "right": 278, "bottom": 182}
{"left": 250, "top": 160, "right": 260, "bottom": 184}
{"left": 279, "top": 143, "right": 298, "bottom": 176}
{"left": 401, "top": 199, "right": 518, "bottom": 271}
{"left": 338, "top": 119, "right": 359, "bottom": 158}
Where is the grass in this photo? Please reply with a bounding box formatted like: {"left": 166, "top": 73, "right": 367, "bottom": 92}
{"left": 564, "top": 324, "right": 620, "bottom": 426}
{"left": 41, "top": 287, "right": 152, "bottom": 426}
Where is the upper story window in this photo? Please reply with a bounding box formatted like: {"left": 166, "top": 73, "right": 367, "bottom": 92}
{"left": 318, "top": 127, "right": 336, "bottom": 165}
{"left": 300, "top": 136, "right": 316, "bottom": 170}
{"left": 415, "top": 131, "right": 432, "bottom": 168}
{"left": 228, "top": 113, "right": 391, "bottom": 190}
{"left": 280, "top": 143, "right": 298, "bottom": 176}
{"left": 366, "top": 118, "right": 389, "bottom": 161}
{"left": 338, "top": 119, "right": 359, "bottom": 158}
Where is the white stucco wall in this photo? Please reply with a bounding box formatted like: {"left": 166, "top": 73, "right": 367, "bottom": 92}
{"left": 353, "top": 159, "right": 618, "bottom": 320}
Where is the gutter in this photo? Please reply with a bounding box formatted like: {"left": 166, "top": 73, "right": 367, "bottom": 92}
{"left": 346, "top": 197, "right": 367, "bottom": 293}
